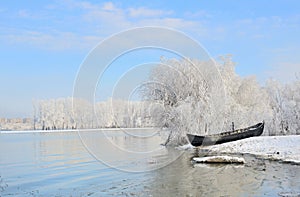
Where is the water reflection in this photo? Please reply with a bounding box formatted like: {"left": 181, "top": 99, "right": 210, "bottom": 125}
{"left": 35, "top": 133, "right": 88, "bottom": 168}
{"left": 78, "top": 129, "right": 182, "bottom": 172}
{"left": 147, "top": 149, "right": 300, "bottom": 197}
{"left": 0, "top": 130, "right": 299, "bottom": 196}
{"left": 147, "top": 152, "right": 260, "bottom": 196}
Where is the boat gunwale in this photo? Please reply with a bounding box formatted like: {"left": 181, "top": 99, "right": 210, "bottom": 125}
{"left": 188, "top": 122, "right": 264, "bottom": 138}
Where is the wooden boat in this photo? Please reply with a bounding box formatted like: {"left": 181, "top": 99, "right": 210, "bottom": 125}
{"left": 187, "top": 122, "right": 264, "bottom": 146}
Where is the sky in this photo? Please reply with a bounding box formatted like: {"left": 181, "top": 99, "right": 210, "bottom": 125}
{"left": 0, "top": 0, "right": 300, "bottom": 118}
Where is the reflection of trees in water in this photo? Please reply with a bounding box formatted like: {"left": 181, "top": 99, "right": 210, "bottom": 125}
{"left": 34, "top": 133, "right": 88, "bottom": 166}
{"left": 78, "top": 129, "right": 182, "bottom": 172}
{"left": 0, "top": 176, "right": 8, "bottom": 192}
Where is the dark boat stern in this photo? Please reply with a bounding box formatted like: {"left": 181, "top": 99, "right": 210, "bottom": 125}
{"left": 187, "top": 134, "right": 205, "bottom": 146}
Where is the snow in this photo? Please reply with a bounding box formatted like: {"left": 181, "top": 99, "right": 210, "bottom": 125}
{"left": 176, "top": 143, "right": 194, "bottom": 150}
{"left": 204, "top": 135, "right": 300, "bottom": 164}
{"left": 193, "top": 155, "right": 245, "bottom": 164}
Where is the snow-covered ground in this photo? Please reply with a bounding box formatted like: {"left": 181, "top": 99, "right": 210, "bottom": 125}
{"left": 193, "top": 155, "right": 245, "bottom": 164}
{"left": 202, "top": 135, "right": 300, "bottom": 164}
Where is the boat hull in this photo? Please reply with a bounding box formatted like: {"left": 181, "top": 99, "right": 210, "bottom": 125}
{"left": 187, "top": 122, "right": 264, "bottom": 146}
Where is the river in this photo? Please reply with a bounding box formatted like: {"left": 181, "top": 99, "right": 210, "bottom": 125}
{"left": 0, "top": 129, "right": 299, "bottom": 196}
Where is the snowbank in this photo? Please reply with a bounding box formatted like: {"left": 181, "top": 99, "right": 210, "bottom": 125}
{"left": 193, "top": 155, "right": 245, "bottom": 164}
{"left": 205, "top": 135, "right": 300, "bottom": 164}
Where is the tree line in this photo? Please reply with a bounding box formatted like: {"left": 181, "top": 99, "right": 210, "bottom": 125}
{"left": 32, "top": 56, "right": 300, "bottom": 144}
{"left": 32, "top": 98, "right": 153, "bottom": 130}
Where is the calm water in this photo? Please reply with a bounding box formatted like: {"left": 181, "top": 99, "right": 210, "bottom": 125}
{"left": 0, "top": 129, "right": 299, "bottom": 197}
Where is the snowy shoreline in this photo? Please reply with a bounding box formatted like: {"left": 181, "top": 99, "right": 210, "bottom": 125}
{"left": 200, "top": 135, "right": 300, "bottom": 165}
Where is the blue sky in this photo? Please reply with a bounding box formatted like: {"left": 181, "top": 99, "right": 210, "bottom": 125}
{"left": 0, "top": 0, "right": 300, "bottom": 117}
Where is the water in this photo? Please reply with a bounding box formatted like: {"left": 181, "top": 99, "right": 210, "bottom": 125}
{"left": 0, "top": 129, "right": 299, "bottom": 196}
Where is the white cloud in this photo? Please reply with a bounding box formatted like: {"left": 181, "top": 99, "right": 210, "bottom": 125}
{"left": 102, "top": 2, "right": 117, "bottom": 11}
{"left": 18, "top": 9, "right": 30, "bottom": 18}
{"left": 184, "top": 10, "right": 212, "bottom": 19}
{"left": 267, "top": 62, "right": 300, "bottom": 83}
{"left": 128, "top": 7, "right": 172, "bottom": 18}
{"left": 235, "top": 15, "right": 300, "bottom": 37}
{"left": 58, "top": 0, "right": 98, "bottom": 10}
{"left": 137, "top": 18, "right": 200, "bottom": 31}
{"left": 0, "top": 30, "right": 102, "bottom": 51}
{"left": 0, "top": 0, "right": 205, "bottom": 51}
{"left": 264, "top": 46, "right": 300, "bottom": 83}
{"left": 59, "top": 0, "right": 118, "bottom": 12}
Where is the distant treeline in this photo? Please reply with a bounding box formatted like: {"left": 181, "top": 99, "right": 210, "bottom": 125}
{"left": 32, "top": 98, "right": 153, "bottom": 130}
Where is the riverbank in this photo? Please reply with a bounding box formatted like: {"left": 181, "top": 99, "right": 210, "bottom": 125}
{"left": 201, "top": 135, "right": 300, "bottom": 164}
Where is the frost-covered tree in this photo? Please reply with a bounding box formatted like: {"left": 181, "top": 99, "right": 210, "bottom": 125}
{"left": 266, "top": 78, "right": 300, "bottom": 135}
{"left": 33, "top": 98, "right": 154, "bottom": 130}
{"left": 265, "top": 79, "right": 285, "bottom": 135}
{"left": 218, "top": 56, "right": 272, "bottom": 133}
{"left": 141, "top": 57, "right": 226, "bottom": 145}
{"left": 142, "top": 56, "right": 273, "bottom": 145}
{"left": 283, "top": 79, "right": 300, "bottom": 134}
